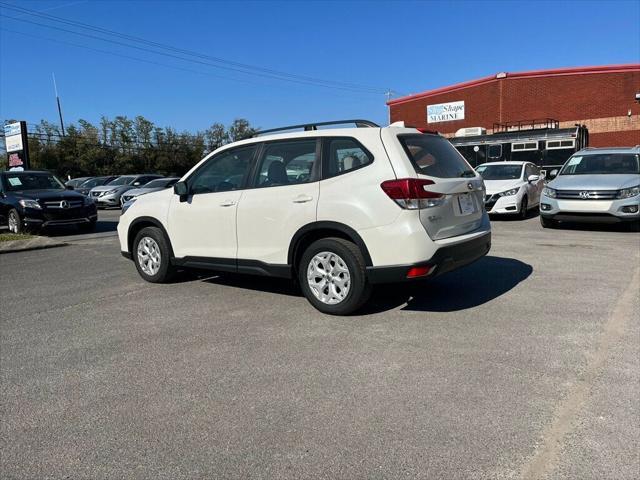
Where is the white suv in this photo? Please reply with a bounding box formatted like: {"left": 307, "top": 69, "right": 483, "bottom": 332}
{"left": 117, "top": 120, "right": 491, "bottom": 315}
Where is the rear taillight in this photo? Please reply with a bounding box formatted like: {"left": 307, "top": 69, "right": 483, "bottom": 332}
{"left": 380, "top": 178, "right": 445, "bottom": 209}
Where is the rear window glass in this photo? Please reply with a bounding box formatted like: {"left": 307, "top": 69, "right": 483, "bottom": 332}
{"left": 399, "top": 134, "right": 474, "bottom": 178}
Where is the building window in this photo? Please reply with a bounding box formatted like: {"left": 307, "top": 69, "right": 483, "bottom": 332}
{"left": 546, "top": 139, "right": 576, "bottom": 150}
{"left": 512, "top": 141, "right": 538, "bottom": 151}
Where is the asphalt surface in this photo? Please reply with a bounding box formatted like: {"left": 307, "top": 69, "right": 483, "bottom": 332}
{"left": 1, "top": 210, "right": 638, "bottom": 479}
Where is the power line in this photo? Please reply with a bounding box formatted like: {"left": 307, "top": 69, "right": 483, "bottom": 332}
{"left": 0, "top": 1, "right": 387, "bottom": 93}
{"left": 0, "top": 2, "right": 395, "bottom": 95}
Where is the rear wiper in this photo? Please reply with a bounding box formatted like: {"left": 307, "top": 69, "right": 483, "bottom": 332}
{"left": 460, "top": 170, "right": 475, "bottom": 177}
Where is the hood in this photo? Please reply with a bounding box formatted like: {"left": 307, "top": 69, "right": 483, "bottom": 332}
{"left": 90, "top": 184, "right": 131, "bottom": 193}
{"left": 484, "top": 179, "right": 524, "bottom": 195}
{"left": 134, "top": 188, "right": 173, "bottom": 205}
{"left": 12, "top": 189, "right": 85, "bottom": 201}
{"left": 549, "top": 174, "right": 640, "bottom": 190}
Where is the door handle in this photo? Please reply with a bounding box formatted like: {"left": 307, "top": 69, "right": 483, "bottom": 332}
{"left": 220, "top": 200, "right": 236, "bottom": 207}
{"left": 293, "top": 195, "right": 313, "bottom": 203}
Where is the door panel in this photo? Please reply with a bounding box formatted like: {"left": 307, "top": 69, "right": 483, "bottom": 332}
{"left": 167, "top": 144, "right": 257, "bottom": 259}
{"left": 168, "top": 191, "right": 243, "bottom": 259}
{"left": 237, "top": 183, "right": 319, "bottom": 264}
{"left": 236, "top": 138, "right": 319, "bottom": 265}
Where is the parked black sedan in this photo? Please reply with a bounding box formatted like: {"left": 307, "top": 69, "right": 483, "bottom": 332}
{"left": 0, "top": 170, "right": 98, "bottom": 234}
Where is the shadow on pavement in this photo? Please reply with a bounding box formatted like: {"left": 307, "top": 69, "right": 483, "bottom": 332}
{"left": 547, "top": 221, "right": 639, "bottom": 233}
{"left": 200, "top": 273, "right": 301, "bottom": 297}
{"left": 194, "top": 255, "right": 533, "bottom": 315}
{"left": 361, "top": 255, "right": 533, "bottom": 314}
{"left": 45, "top": 219, "right": 119, "bottom": 237}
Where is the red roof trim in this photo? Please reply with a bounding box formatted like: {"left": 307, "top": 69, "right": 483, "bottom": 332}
{"left": 387, "top": 64, "right": 640, "bottom": 106}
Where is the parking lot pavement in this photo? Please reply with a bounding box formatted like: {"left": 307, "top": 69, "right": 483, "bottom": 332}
{"left": 1, "top": 216, "right": 638, "bottom": 479}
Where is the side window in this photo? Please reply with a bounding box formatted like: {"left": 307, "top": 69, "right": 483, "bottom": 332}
{"left": 323, "top": 137, "right": 373, "bottom": 178}
{"left": 189, "top": 145, "right": 256, "bottom": 194}
{"left": 253, "top": 139, "right": 317, "bottom": 188}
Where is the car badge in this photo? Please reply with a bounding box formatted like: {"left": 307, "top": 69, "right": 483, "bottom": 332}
{"left": 60, "top": 200, "right": 69, "bottom": 209}
{"left": 579, "top": 191, "right": 590, "bottom": 199}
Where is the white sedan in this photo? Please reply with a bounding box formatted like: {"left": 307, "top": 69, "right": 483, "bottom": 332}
{"left": 476, "top": 161, "right": 544, "bottom": 218}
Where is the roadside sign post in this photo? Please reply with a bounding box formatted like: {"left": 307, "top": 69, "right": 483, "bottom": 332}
{"left": 4, "top": 121, "right": 30, "bottom": 171}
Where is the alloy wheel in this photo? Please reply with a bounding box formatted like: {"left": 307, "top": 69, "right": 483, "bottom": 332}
{"left": 307, "top": 251, "right": 351, "bottom": 304}
{"left": 137, "top": 236, "right": 162, "bottom": 276}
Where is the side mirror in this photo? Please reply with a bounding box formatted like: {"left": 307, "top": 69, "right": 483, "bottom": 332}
{"left": 133, "top": 182, "right": 141, "bottom": 186}
{"left": 66, "top": 185, "right": 74, "bottom": 190}
{"left": 549, "top": 169, "right": 559, "bottom": 179}
{"left": 527, "top": 175, "right": 540, "bottom": 183}
{"left": 174, "top": 181, "right": 188, "bottom": 196}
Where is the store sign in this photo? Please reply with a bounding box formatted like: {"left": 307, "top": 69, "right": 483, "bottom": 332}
{"left": 427, "top": 101, "right": 465, "bottom": 123}
{"left": 4, "top": 123, "right": 21, "bottom": 136}
{"left": 4, "top": 121, "right": 30, "bottom": 170}
{"left": 5, "top": 134, "right": 23, "bottom": 153}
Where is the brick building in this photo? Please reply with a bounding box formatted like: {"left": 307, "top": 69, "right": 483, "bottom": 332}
{"left": 387, "top": 64, "right": 640, "bottom": 147}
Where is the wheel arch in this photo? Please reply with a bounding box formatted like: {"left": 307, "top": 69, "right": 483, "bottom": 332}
{"left": 288, "top": 221, "right": 373, "bottom": 272}
{"left": 128, "top": 216, "right": 175, "bottom": 258}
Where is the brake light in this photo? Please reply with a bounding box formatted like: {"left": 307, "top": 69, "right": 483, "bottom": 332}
{"left": 380, "top": 178, "right": 444, "bottom": 209}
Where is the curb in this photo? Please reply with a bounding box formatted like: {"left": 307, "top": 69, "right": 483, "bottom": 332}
{"left": 0, "top": 238, "right": 68, "bottom": 254}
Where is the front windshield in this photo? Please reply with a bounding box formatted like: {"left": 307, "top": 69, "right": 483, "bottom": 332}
{"left": 560, "top": 154, "right": 640, "bottom": 175}
{"left": 476, "top": 164, "right": 523, "bottom": 180}
{"left": 66, "top": 178, "right": 87, "bottom": 187}
{"left": 80, "top": 177, "right": 103, "bottom": 188}
{"left": 142, "top": 179, "right": 169, "bottom": 188}
{"left": 107, "top": 176, "right": 136, "bottom": 186}
{"left": 4, "top": 172, "right": 65, "bottom": 192}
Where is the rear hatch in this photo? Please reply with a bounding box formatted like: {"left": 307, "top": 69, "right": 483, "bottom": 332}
{"left": 393, "top": 133, "right": 485, "bottom": 240}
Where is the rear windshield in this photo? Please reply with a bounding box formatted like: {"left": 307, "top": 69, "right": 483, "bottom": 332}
{"left": 476, "top": 164, "right": 523, "bottom": 180}
{"left": 559, "top": 154, "right": 640, "bottom": 175}
{"left": 399, "top": 134, "right": 475, "bottom": 178}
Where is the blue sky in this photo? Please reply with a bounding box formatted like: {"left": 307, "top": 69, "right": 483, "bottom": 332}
{"left": 1, "top": 0, "right": 639, "bottom": 133}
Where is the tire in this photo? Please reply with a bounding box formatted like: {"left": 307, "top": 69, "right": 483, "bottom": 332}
{"left": 78, "top": 220, "right": 96, "bottom": 233}
{"left": 132, "top": 226, "right": 175, "bottom": 283}
{"left": 298, "top": 237, "right": 372, "bottom": 315}
{"left": 540, "top": 215, "right": 557, "bottom": 229}
{"left": 519, "top": 196, "right": 528, "bottom": 219}
{"left": 7, "top": 209, "right": 24, "bottom": 234}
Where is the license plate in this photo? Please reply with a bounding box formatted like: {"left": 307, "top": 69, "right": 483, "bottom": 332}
{"left": 458, "top": 193, "right": 476, "bottom": 215}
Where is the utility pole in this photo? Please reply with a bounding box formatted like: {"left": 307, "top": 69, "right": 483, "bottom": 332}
{"left": 52, "top": 72, "right": 65, "bottom": 136}
{"left": 385, "top": 89, "right": 394, "bottom": 125}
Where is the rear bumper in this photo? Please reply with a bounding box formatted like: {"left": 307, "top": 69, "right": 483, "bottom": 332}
{"left": 366, "top": 231, "right": 491, "bottom": 284}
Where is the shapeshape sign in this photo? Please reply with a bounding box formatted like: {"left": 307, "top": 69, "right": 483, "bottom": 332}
{"left": 427, "top": 101, "right": 465, "bottom": 123}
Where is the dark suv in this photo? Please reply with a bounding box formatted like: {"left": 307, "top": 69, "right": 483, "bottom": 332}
{"left": 0, "top": 170, "right": 98, "bottom": 234}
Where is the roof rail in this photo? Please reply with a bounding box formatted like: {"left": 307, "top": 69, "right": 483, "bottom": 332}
{"left": 253, "top": 119, "right": 379, "bottom": 137}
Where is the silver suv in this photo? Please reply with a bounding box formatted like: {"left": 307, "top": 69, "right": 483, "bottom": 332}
{"left": 540, "top": 146, "right": 640, "bottom": 228}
